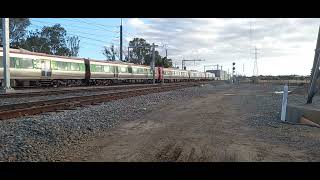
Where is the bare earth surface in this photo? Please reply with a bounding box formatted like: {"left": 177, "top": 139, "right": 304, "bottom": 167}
{"left": 65, "top": 84, "right": 320, "bottom": 162}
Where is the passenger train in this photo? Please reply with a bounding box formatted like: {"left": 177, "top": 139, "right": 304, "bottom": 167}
{"left": 0, "top": 47, "right": 216, "bottom": 87}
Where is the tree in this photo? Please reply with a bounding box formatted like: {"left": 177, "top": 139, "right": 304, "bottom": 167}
{"left": 127, "top": 38, "right": 173, "bottom": 68}
{"left": 40, "top": 24, "right": 69, "bottom": 55}
{"left": 102, "top": 44, "right": 119, "bottom": 61}
{"left": 127, "top": 38, "right": 152, "bottom": 64}
{"left": 157, "top": 57, "right": 173, "bottom": 68}
{"left": 0, "top": 18, "right": 31, "bottom": 48}
{"left": 19, "top": 30, "right": 50, "bottom": 53}
{"left": 67, "top": 36, "right": 80, "bottom": 57}
{"left": 20, "top": 24, "right": 80, "bottom": 57}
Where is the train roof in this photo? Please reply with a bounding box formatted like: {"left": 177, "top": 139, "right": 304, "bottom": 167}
{"left": 0, "top": 47, "right": 150, "bottom": 68}
{"left": 0, "top": 47, "right": 86, "bottom": 61}
{"left": 0, "top": 47, "right": 208, "bottom": 72}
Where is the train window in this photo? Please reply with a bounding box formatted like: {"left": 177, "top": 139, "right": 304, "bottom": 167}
{"left": 120, "top": 67, "right": 127, "bottom": 73}
{"left": 9, "top": 57, "right": 16, "bottom": 67}
{"left": 90, "top": 64, "right": 95, "bottom": 71}
{"left": 57, "top": 61, "right": 68, "bottom": 71}
{"left": 128, "top": 67, "right": 133, "bottom": 73}
{"left": 132, "top": 67, "right": 138, "bottom": 73}
{"left": 51, "top": 61, "right": 58, "bottom": 70}
{"left": 70, "top": 63, "right": 80, "bottom": 71}
{"left": 18, "top": 58, "right": 34, "bottom": 69}
{"left": 33, "top": 59, "right": 42, "bottom": 69}
{"left": 95, "top": 65, "right": 103, "bottom": 72}
{"left": 110, "top": 66, "right": 115, "bottom": 73}
{"left": 79, "top": 64, "right": 85, "bottom": 71}
{"left": 0, "top": 56, "right": 16, "bottom": 68}
{"left": 137, "top": 68, "right": 143, "bottom": 74}
{"left": 103, "top": 66, "right": 110, "bottom": 73}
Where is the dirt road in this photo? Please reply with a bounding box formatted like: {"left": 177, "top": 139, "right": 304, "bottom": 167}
{"left": 68, "top": 84, "right": 320, "bottom": 162}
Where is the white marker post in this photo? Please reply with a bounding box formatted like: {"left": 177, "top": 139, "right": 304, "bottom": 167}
{"left": 281, "top": 84, "right": 288, "bottom": 121}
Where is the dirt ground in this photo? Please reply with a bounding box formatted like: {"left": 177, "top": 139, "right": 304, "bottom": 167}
{"left": 67, "top": 83, "right": 320, "bottom": 162}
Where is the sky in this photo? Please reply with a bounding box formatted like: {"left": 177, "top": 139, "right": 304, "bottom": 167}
{"left": 28, "top": 18, "right": 320, "bottom": 76}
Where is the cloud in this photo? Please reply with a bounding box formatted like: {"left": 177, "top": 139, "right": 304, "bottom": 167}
{"left": 128, "top": 18, "right": 145, "bottom": 27}
{"left": 126, "top": 18, "right": 320, "bottom": 75}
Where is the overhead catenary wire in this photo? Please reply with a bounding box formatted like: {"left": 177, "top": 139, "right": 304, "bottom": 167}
{"left": 28, "top": 24, "right": 116, "bottom": 45}
{"left": 31, "top": 19, "right": 119, "bottom": 34}
{"left": 76, "top": 18, "right": 119, "bottom": 28}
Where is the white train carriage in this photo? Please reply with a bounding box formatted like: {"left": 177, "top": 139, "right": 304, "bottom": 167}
{"left": 178, "top": 69, "right": 189, "bottom": 81}
{"left": 189, "top": 71, "right": 202, "bottom": 81}
{"left": 205, "top": 72, "right": 215, "bottom": 80}
{"left": 1, "top": 47, "right": 212, "bottom": 87}
{"left": 199, "top": 72, "right": 206, "bottom": 80}
{"left": 0, "top": 48, "right": 85, "bottom": 86}
{"left": 162, "top": 68, "right": 187, "bottom": 82}
{"left": 89, "top": 60, "right": 157, "bottom": 84}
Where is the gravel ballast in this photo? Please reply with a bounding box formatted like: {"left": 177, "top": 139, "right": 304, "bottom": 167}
{"left": 0, "top": 83, "right": 228, "bottom": 161}
{"left": 1, "top": 83, "right": 319, "bottom": 162}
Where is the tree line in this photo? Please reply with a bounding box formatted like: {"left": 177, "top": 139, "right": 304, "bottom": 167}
{"left": 0, "top": 18, "right": 80, "bottom": 57}
{"left": 102, "top": 38, "right": 173, "bottom": 68}
{"left": 0, "top": 18, "right": 173, "bottom": 68}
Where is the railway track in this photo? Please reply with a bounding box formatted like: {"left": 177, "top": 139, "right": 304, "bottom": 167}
{"left": 0, "top": 81, "right": 211, "bottom": 98}
{"left": 0, "top": 82, "right": 202, "bottom": 120}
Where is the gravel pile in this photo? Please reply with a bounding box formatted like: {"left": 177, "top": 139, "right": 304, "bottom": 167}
{"left": 241, "top": 84, "right": 320, "bottom": 161}
{"left": 0, "top": 83, "right": 224, "bottom": 161}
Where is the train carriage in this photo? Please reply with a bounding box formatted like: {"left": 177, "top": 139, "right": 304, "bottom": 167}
{"left": 205, "top": 72, "right": 215, "bottom": 80}
{"left": 0, "top": 48, "right": 85, "bottom": 86}
{"left": 1, "top": 47, "right": 216, "bottom": 87}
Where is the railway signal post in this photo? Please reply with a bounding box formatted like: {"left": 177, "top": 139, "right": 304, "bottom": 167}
{"left": 232, "top": 62, "right": 236, "bottom": 84}
{"left": 1, "top": 18, "right": 14, "bottom": 93}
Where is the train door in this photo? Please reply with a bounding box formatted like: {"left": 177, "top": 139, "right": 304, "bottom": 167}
{"left": 114, "top": 66, "right": 119, "bottom": 78}
{"left": 158, "top": 67, "right": 164, "bottom": 81}
{"left": 41, "top": 60, "right": 52, "bottom": 78}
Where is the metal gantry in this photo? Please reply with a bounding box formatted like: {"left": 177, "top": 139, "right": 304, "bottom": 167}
{"left": 181, "top": 59, "right": 205, "bottom": 70}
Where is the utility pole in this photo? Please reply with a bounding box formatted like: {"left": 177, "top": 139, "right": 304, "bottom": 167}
{"left": 162, "top": 46, "right": 167, "bottom": 85}
{"left": 1, "top": 18, "right": 13, "bottom": 93}
{"left": 253, "top": 46, "right": 259, "bottom": 76}
{"left": 127, "top": 46, "right": 130, "bottom": 61}
{"left": 120, "top": 18, "right": 123, "bottom": 61}
{"left": 243, "top": 63, "right": 245, "bottom": 76}
{"left": 152, "top": 43, "right": 156, "bottom": 84}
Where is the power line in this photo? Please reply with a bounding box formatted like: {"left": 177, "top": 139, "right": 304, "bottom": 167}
{"left": 29, "top": 24, "right": 107, "bottom": 38}
{"left": 29, "top": 24, "right": 115, "bottom": 45}
{"left": 72, "top": 18, "right": 119, "bottom": 33}
{"left": 31, "top": 19, "right": 118, "bottom": 34}
{"left": 78, "top": 18, "right": 119, "bottom": 28}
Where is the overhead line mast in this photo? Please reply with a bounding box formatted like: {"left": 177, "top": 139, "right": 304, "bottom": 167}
{"left": 120, "top": 18, "right": 123, "bottom": 61}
